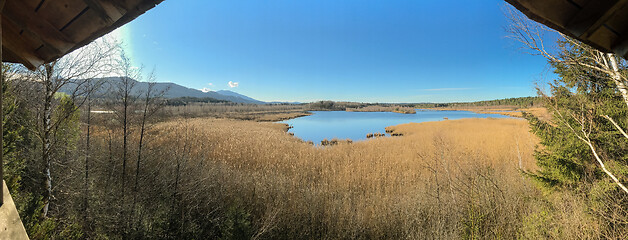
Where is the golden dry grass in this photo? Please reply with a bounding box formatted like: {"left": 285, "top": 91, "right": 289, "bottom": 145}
{"left": 163, "top": 103, "right": 311, "bottom": 121}
{"left": 385, "top": 118, "right": 538, "bottom": 171}
{"left": 144, "top": 117, "right": 539, "bottom": 238}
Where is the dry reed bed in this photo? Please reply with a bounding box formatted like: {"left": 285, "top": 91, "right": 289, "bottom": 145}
{"left": 163, "top": 103, "right": 311, "bottom": 121}
{"left": 147, "top": 118, "right": 539, "bottom": 238}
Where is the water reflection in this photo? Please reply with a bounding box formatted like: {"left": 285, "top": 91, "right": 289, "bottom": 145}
{"left": 280, "top": 110, "right": 513, "bottom": 143}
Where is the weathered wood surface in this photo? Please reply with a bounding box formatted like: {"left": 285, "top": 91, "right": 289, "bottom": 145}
{"left": 0, "top": 181, "right": 29, "bottom": 240}
{"left": 1, "top": 0, "right": 163, "bottom": 69}
{"left": 506, "top": 0, "right": 628, "bottom": 58}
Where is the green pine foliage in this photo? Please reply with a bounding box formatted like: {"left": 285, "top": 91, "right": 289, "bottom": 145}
{"left": 525, "top": 38, "right": 628, "bottom": 236}
{"left": 526, "top": 39, "right": 628, "bottom": 191}
{"left": 1, "top": 75, "right": 30, "bottom": 193}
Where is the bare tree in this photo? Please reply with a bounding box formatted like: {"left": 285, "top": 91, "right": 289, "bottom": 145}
{"left": 505, "top": 6, "right": 628, "bottom": 194}
{"left": 132, "top": 69, "right": 167, "bottom": 228}
{"left": 82, "top": 77, "right": 106, "bottom": 231}
{"left": 83, "top": 80, "right": 92, "bottom": 230}
{"left": 108, "top": 50, "right": 140, "bottom": 211}
{"left": 18, "top": 37, "right": 119, "bottom": 218}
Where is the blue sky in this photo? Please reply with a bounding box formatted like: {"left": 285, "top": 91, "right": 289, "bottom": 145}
{"left": 116, "top": 0, "right": 556, "bottom": 103}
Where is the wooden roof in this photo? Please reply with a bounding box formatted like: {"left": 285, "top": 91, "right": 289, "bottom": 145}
{"left": 506, "top": 0, "right": 628, "bottom": 59}
{"left": 1, "top": 0, "right": 164, "bottom": 69}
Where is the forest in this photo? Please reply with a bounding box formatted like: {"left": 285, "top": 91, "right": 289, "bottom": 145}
{"left": 414, "top": 96, "right": 543, "bottom": 109}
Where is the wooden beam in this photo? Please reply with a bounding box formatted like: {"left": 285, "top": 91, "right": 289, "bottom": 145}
{"left": 610, "top": 22, "right": 628, "bottom": 58}
{"left": 569, "top": 0, "right": 628, "bottom": 39}
{"left": 82, "top": 0, "right": 125, "bottom": 24}
{"left": 565, "top": 0, "right": 617, "bottom": 37}
{"left": 0, "top": 0, "right": 6, "bottom": 208}
{"left": 1, "top": 0, "right": 160, "bottom": 68}
{"left": 63, "top": 0, "right": 162, "bottom": 56}
{"left": 2, "top": 17, "right": 62, "bottom": 58}
{"left": 105, "top": 0, "right": 127, "bottom": 13}
{"left": 1, "top": 47, "right": 35, "bottom": 69}
{"left": 2, "top": 22, "right": 43, "bottom": 69}
{"left": 566, "top": 0, "right": 586, "bottom": 9}
{"left": 611, "top": 38, "right": 628, "bottom": 58}
{"left": 3, "top": 0, "right": 75, "bottom": 53}
{"left": 34, "top": 0, "right": 88, "bottom": 30}
{"left": 84, "top": 0, "right": 112, "bottom": 23}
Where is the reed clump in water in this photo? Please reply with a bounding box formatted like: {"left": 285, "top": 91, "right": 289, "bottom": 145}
{"left": 346, "top": 105, "right": 416, "bottom": 114}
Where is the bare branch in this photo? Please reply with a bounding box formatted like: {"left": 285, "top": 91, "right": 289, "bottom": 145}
{"left": 602, "top": 115, "right": 628, "bottom": 140}
{"left": 583, "top": 140, "right": 628, "bottom": 194}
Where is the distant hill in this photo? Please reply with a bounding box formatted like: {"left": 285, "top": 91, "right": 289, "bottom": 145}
{"left": 268, "top": 101, "right": 303, "bottom": 105}
{"left": 216, "top": 90, "right": 265, "bottom": 104}
{"left": 61, "top": 77, "right": 266, "bottom": 104}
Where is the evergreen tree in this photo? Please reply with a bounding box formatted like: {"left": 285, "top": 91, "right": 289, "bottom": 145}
{"left": 526, "top": 39, "right": 628, "bottom": 190}
{"left": 525, "top": 38, "right": 628, "bottom": 234}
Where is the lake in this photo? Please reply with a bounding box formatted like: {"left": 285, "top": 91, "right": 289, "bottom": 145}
{"left": 280, "top": 110, "right": 515, "bottom": 143}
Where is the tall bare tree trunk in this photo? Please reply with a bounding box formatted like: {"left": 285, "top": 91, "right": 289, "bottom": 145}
{"left": 121, "top": 77, "right": 129, "bottom": 200}
{"left": 132, "top": 119, "right": 144, "bottom": 206}
{"left": 83, "top": 88, "right": 92, "bottom": 227}
{"left": 106, "top": 130, "right": 114, "bottom": 188}
{"left": 170, "top": 123, "right": 190, "bottom": 237}
{"left": 42, "top": 64, "right": 54, "bottom": 218}
{"left": 132, "top": 85, "right": 152, "bottom": 228}
{"left": 120, "top": 79, "right": 129, "bottom": 238}
{"left": 121, "top": 115, "right": 127, "bottom": 195}
{"left": 584, "top": 139, "right": 628, "bottom": 194}
{"left": 607, "top": 53, "right": 628, "bottom": 109}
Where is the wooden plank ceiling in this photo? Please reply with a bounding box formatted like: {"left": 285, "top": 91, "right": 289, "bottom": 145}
{"left": 1, "top": 0, "right": 164, "bottom": 69}
{"left": 506, "top": 0, "right": 628, "bottom": 59}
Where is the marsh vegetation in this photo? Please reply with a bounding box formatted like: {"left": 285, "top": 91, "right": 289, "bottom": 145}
{"left": 84, "top": 117, "right": 542, "bottom": 239}
{"left": 346, "top": 105, "right": 416, "bottom": 114}
{"left": 4, "top": 10, "right": 628, "bottom": 239}
{"left": 4, "top": 64, "right": 628, "bottom": 238}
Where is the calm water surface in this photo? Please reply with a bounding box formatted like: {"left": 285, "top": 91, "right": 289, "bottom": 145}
{"left": 280, "top": 110, "right": 514, "bottom": 143}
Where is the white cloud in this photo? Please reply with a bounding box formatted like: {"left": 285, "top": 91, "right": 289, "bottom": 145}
{"left": 207, "top": 83, "right": 213, "bottom": 86}
{"left": 228, "top": 81, "right": 239, "bottom": 88}
{"left": 200, "top": 87, "right": 212, "bottom": 93}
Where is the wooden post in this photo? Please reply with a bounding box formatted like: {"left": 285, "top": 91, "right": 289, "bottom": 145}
{"left": 0, "top": 0, "right": 4, "bottom": 207}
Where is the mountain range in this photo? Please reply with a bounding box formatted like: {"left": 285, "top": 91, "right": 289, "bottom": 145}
{"left": 62, "top": 77, "right": 266, "bottom": 104}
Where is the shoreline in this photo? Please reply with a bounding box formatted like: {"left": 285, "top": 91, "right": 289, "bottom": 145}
{"left": 424, "top": 106, "right": 549, "bottom": 120}
{"left": 278, "top": 109, "right": 531, "bottom": 145}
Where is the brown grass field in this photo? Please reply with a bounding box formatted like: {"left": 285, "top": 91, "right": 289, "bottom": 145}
{"left": 163, "top": 103, "right": 312, "bottom": 121}
{"left": 138, "top": 117, "right": 550, "bottom": 238}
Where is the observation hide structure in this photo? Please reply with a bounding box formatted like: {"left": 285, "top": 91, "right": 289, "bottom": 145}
{"left": 506, "top": 0, "right": 628, "bottom": 59}
{"left": 2, "top": 0, "right": 164, "bottom": 70}
{"left": 0, "top": 0, "right": 162, "bottom": 218}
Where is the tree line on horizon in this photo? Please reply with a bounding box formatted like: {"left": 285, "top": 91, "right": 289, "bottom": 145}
{"left": 414, "top": 96, "right": 542, "bottom": 108}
